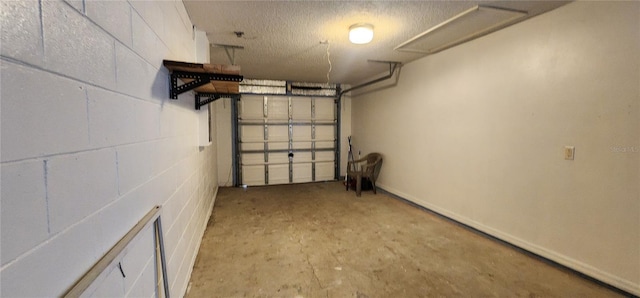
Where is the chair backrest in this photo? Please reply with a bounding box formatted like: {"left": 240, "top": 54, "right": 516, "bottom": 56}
{"left": 364, "top": 153, "right": 383, "bottom": 179}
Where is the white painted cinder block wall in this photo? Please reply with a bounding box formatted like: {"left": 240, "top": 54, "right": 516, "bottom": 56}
{"left": 215, "top": 98, "right": 234, "bottom": 186}
{"left": 351, "top": 1, "right": 639, "bottom": 295}
{"left": 1, "top": 0, "right": 218, "bottom": 296}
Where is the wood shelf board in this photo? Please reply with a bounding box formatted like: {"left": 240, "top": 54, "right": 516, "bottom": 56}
{"left": 163, "top": 60, "right": 240, "bottom": 75}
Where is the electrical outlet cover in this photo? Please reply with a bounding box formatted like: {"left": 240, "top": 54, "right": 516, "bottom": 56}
{"left": 564, "top": 146, "right": 575, "bottom": 160}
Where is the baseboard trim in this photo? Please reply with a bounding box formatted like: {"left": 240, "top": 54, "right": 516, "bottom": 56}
{"left": 377, "top": 184, "right": 639, "bottom": 297}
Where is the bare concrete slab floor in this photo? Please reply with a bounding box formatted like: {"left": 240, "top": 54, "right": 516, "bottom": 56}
{"left": 186, "top": 182, "right": 623, "bottom": 297}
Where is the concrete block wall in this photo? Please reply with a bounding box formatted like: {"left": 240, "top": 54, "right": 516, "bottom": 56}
{"left": 1, "top": 0, "right": 218, "bottom": 296}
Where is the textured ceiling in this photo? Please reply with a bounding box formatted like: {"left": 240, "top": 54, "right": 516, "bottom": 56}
{"left": 183, "top": 1, "right": 569, "bottom": 85}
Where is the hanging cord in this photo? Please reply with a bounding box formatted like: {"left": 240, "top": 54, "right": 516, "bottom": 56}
{"left": 325, "top": 41, "right": 332, "bottom": 85}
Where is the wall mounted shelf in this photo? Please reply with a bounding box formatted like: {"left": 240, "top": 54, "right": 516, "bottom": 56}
{"left": 163, "top": 60, "right": 243, "bottom": 109}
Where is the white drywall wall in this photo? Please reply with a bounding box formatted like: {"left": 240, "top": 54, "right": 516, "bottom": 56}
{"left": 195, "top": 29, "right": 211, "bottom": 64}
{"left": 216, "top": 98, "right": 234, "bottom": 186}
{"left": 351, "top": 1, "right": 639, "bottom": 295}
{"left": 1, "top": 0, "right": 218, "bottom": 296}
{"left": 340, "top": 94, "right": 352, "bottom": 177}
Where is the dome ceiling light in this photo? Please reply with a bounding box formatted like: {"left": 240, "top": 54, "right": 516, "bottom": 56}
{"left": 349, "top": 23, "right": 374, "bottom": 44}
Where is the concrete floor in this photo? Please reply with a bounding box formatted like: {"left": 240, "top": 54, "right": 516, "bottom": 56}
{"left": 186, "top": 182, "right": 623, "bottom": 297}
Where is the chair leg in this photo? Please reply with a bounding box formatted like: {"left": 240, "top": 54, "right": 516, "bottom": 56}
{"left": 356, "top": 174, "right": 362, "bottom": 197}
{"left": 372, "top": 179, "right": 377, "bottom": 194}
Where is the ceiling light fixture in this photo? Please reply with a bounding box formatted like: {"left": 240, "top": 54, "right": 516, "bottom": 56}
{"left": 349, "top": 23, "right": 374, "bottom": 44}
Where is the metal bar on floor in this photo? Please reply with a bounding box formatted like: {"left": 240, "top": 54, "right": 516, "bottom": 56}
{"left": 63, "top": 206, "right": 169, "bottom": 298}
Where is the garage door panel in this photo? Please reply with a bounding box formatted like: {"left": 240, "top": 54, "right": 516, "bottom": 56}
{"left": 241, "top": 126, "right": 264, "bottom": 142}
{"left": 315, "top": 141, "right": 334, "bottom": 149}
{"left": 239, "top": 96, "right": 264, "bottom": 120}
{"left": 268, "top": 153, "right": 289, "bottom": 164}
{"left": 242, "top": 165, "right": 265, "bottom": 185}
{"left": 267, "top": 96, "right": 288, "bottom": 120}
{"left": 241, "top": 142, "right": 264, "bottom": 151}
{"left": 268, "top": 164, "right": 289, "bottom": 184}
{"left": 315, "top": 151, "right": 335, "bottom": 161}
{"left": 315, "top": 98, "right": 334, "bottom": 120}
{"left": 315, "top": 126, "right": 334, "bottom": 140}
{"left": 293, "top": 126, "right": 311, "bottom": 140}
{"left": 269, "top": 142, "right": 289, "bottom": 150}
{"left": 293, "top": 142, "right": 312, "bottom": 150}
{"left": 292, "top": 98, "right": 311, "bottom": 120}
{"left": 267, "top": 126, "right": 288, "bottom": 141}
{"left": 294, "top": 152, "right": 312, "bottom": 162}
{"left": 293, "top": 164, "right": 312, "bottom": 183}
{"left": 316, "top": 162, "right": 334, "bottom": 181}
{"left": 243, "top": 153, "right": 265, "bottom": 165}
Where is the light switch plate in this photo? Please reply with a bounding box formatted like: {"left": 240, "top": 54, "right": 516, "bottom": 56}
{"left": 564, "top": 146, "right": 575, "bottom": 160}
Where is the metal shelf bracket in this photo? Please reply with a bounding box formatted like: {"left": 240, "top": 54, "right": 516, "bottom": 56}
{"left": 195, "top": 93, "right": 241, "bottom": 110}
{"left": 168, "top": 70, "right": 243, "bottom": 99}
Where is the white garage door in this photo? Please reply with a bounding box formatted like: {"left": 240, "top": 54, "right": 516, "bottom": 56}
{"left": 238, "top": 95, "right": 337, "bottom": 186}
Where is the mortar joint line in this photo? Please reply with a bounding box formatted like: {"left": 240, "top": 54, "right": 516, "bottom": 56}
{"left": 38, "top": 0, "right": 45, "bottom": 57}
{"left": 43, "top": 160, "right": 51, "bottom": 234}
{"left": 85, "top": 87, "right": 91, "bottom": 144}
